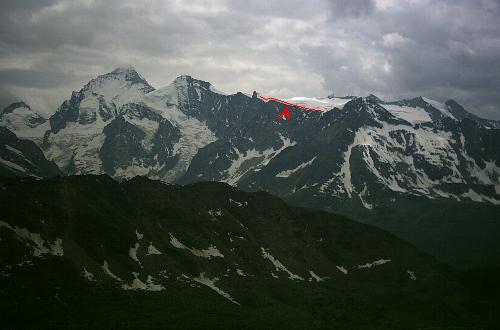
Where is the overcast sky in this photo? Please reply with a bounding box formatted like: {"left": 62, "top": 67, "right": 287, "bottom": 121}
{"left": 1, "top": 0, "right": 499, "bottom": 119}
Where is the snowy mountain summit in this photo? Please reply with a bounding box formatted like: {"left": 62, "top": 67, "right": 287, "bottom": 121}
{"left": 1, "top": 66, "right": 500, "bottom": 269}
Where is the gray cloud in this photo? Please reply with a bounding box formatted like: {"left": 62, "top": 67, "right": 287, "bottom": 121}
{"left": 0, "top": 0, "right": 499, "bottom": 120}
{"left": 327, "top": 0, "right": 375, "bottom": 17}
{"left": 0, "top": 68, "right": 81, "bottom": 88}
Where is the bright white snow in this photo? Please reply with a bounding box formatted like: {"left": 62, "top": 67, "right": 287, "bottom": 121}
{"left": 407, "top": 270, "right": 417, "bottom": 280}
{"left": 135, "top": 229, "right": 144, "bottom": 240}
{"left": 336, "top": 266, "right": 348, "bottom": 275}
{"left": 224, "top": 134, "right": 296, "bottom": 185}
{"left": 0, "top": 221, "right": 64, "bottom": 257}
{"left": 276, "top": 156, "right": 317, "bottom": 178}
{"left": 122, "top": 272, "right": 165, "bottom": 291}
{"left": 169, "top": 234, "right": 224, "bottom": 259}
{"left": 0, "top": 156, "right": 27, "bottom": 173}
{"left": 147, "top": 242, "right": 162, "bottom": 255}
{"left": 82, "top": 268, "right": 95, "bottom": 282}
{"left": 129, "top": 243, "right": 140, "bottom": 263}
{"left": 260, "top": 247, "right": 303, "bottom": 281}
{"left": 283, "top": 96, "right": 350, "bottom": 111}
{"left": 309, "top": 270, "right": 324, "bottom": 282}
{"left": 193, "top": 272, "right": 239, "bottom": 305}
{"left": 358, "top": 258, "right": 391, "bottom": 269}
{"left": 382, "top": 104, "right": 432, "bottom": 124}
{"left": 101, "top": 260, "right": 123, "bottom": 282}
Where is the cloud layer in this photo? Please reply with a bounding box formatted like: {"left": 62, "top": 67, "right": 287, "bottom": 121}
{"left": 1, "top": 0, "right": 499, "bottom": 119}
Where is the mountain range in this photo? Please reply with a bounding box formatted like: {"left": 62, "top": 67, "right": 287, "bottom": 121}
{"left": 1, "top": 66, "right": 499, "bottom": 268}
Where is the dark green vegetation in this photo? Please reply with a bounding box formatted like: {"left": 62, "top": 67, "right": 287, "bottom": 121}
{"left": 346, "top": 197, "right": 500, "bottom": 270}
{"left": 0, "top": 175, "right": 498, "bottom": 329}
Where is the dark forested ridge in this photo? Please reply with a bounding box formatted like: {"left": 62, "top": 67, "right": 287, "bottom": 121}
{"left": 0, "top": 175, "right": 498, "bottom": 329}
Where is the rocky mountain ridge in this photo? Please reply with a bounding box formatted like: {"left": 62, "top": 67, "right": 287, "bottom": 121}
{"left": 1, "top": 66, "right": 499, "bottom": 268}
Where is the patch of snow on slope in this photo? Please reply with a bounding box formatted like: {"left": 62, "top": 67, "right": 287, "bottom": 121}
{"left": 225, "top": 134, "right": 296, "bottom": 185}
{"left": 147, "top": 242, "right": 162, "bottom": 255}
{"left": 462, "top": 153, "right": 500, "bottom": 186}
{"left": 336, "top": 266, "right": 348, "bottom": 275}
{"left": 0, "top": 221, "right": 63, "bottom": 257}
{"left": 276, "top": 156, "right": 317, "bottom": 178}
{"left": 129, "top": 243, "right": 140, "bottom": 263}
{"left": 461, "top": 189, "right": 499, "bottom": 204}
{"left": 5, "top": 145, "right": 26, "bottom": 157}
{"left": 332, "top": 129, "right": 374, "bottom": 197}
{"left": 358, "top": 258, "right": 391, "bottom": 269}
{"left": 208, "top": 209, "right": 223, "bottom": 220}
{"left": 359, "top": 184, "right": 373, "bottom": 209}
{"left": 135, "top": 229, "right": 144, "bottom": 240}
{"left": 229, "top": 198, "right": 247, "bottom": 207}
{"left": 113, "top": 158, "right": 165, "bottom": 180}
{"left": 169, "top": 233, "right": 224, "bottom": 258}
{"left": 101, "top": 260, "right": 123, "bottom": 282}
{"left": 382, "top": 104, "right": 432, "bottom": 123}
{"left": 261, "top": 247, "right": 303, "bottom": 281}
{"left": 82, "top": 268, "right": 95, "bottom": 282}
{"left": 123, "top": 272, "right": 164, "bottom": 291}
{"left": 193, "top": 272, "right": 239, "bottom": 305}
{"left": 422, "top": 97, "right": 455, "bottom": 119}
{"left": 309, "top": 270, "right": 324, "bottom": 282}
{"left": 0, "top": 156, "right": 27, "bottom": 173}
{"left": 50, "top": 238, "right": 64, "bottom": 256}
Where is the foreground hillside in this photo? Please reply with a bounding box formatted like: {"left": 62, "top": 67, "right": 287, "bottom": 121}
{"left": 0, "top": 175, "right": 497, "bottom": 329}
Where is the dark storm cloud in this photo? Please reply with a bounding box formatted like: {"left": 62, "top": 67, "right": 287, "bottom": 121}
{"left": 0, "top": 68, "right": 80, "bottom": 88}
{"left": 0, "top": 0, "right": 499, "bottom": 119}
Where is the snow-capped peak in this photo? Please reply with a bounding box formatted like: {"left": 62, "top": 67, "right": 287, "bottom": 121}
{"left": 75, "top": 67, "right": 155, "bottom": 111}
{"left": 0, "top": 101, "right": 49, "bottom": 143}
{"left": 84, "top": 66, "right": 153, "bottom": 92}
{"left": 365, "top": 94, "right": 383, "bottom": 103}
{"left": 111, "top": 64, "right": 138, "bottom": 74}
{"left": 151, "top": 75, "right": 227, "bottom": 103}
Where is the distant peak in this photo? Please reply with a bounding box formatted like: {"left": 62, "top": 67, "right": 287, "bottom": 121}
{"left": 173, "top": 74, "right": 193, "bottom": 82}
{"left": 172, "top": 75, "right": 216, "bottom": 90}
{"left": 1, "top": 101, "right": 31, "bottom": 115}
{"left": 84, "top": 65, "right": 154, "bottom": 92}
{"left": 366, "top": 94, "right": 383, "bottom": 103}
{"left": 445, "top": 99, "right": 459, "bottom": 106}
{"left": 111, "top": 65, "right": 137, "bottom": 74}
